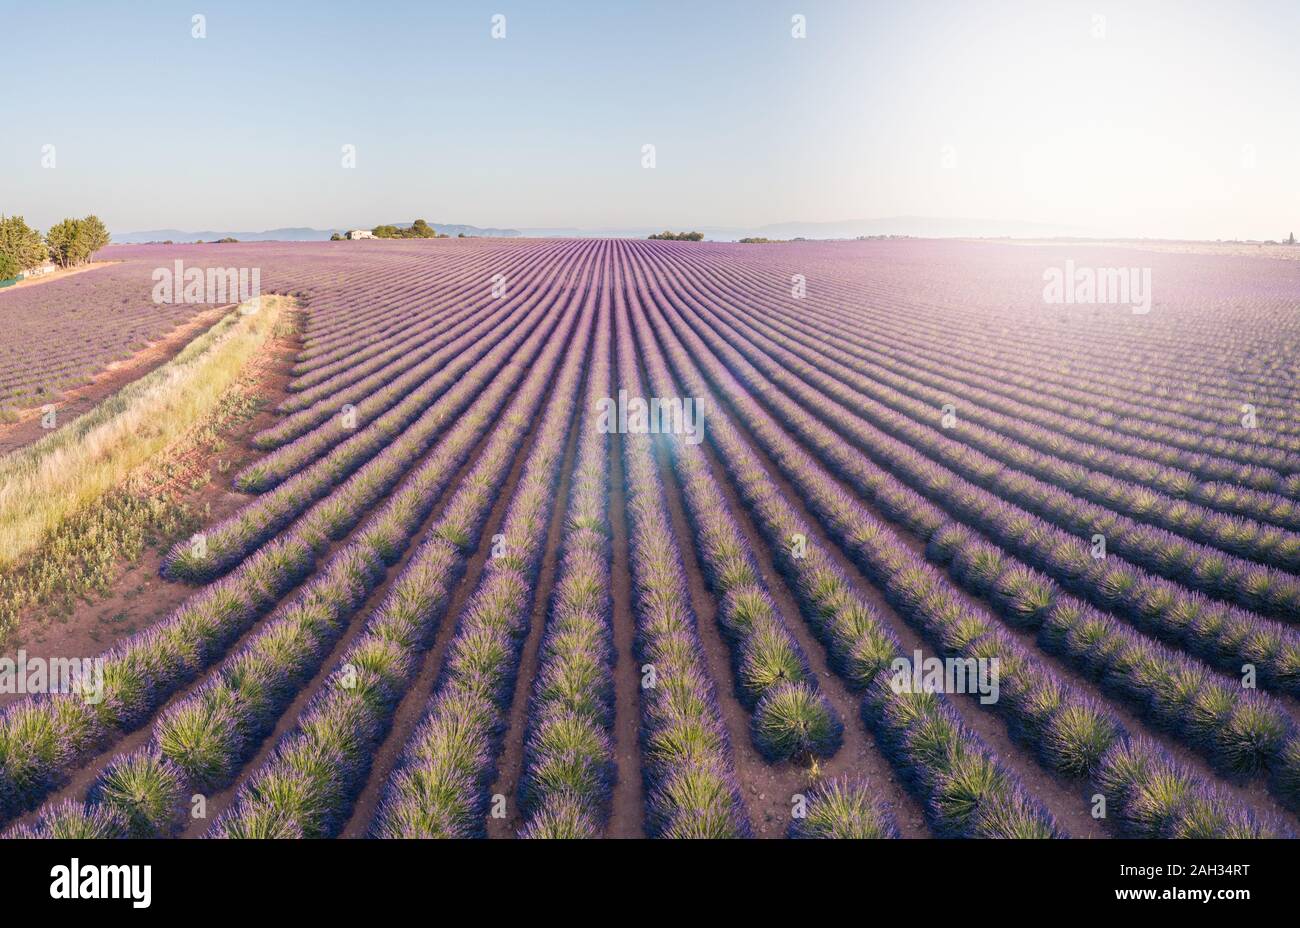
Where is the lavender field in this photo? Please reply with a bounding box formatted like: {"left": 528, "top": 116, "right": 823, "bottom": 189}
{"left": 2, "top": 236, "right": 1300, "bottom": 839}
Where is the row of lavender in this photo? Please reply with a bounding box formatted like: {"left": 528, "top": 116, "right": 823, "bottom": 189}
{"left": 666, "top": 259, "right": 1300, "bottom": 652}
{"left": 716, "top": 240, "right": 1300, "bottom": 422}
{"left": 648, "top": 246, "right": 1300, "bottom": 804}
{"left": 0, "top": 238, "right": 549, "bottom": 414}
{"left": 217, "top": 261, "right": 600, "bottom": 838}
{"left": 161, "top": 243, "right": 599, "bottom": 581}
{"left": 0, "top": 242, "right": 594, "bottom": 827}
{"left": 4, "top": 237, "right": 1296, "bottom": 838}
{"left": 621, "top": 252, "right": 1059, "bottom": 837}
{"left": 623, "top": 240, "right": 1287, "bottom": 836}
{"left": 0, "top": 262, "right": 205, "bottom": 408}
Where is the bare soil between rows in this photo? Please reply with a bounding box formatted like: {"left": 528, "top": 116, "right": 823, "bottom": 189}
{"left": 687, "top": 292, "right": 1300, "bottom": 834}
{"left": 339, "top": 355, "right": 571, "bottom": 838}
{"left": 0, "top": 308, "right": 300, "bottom": 697}
{"left": 0, "top": 303, "right": 230, "bottom": 456}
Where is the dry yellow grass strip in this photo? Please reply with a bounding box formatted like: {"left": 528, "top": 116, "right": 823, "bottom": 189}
{"left": 0, "top": 295, "right": 289, "bottom": 567}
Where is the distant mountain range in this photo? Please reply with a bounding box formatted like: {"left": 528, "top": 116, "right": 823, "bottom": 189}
{"left": 111, "top": 222, "right": 522, "bottom": 243}
{"left": 113, "top": 216, "right": 1093, "bottom": 244}
{"left": 748, "top": 216, "right": 1095, "bottom": 240}
{"left": 519, "top": 216, "right": 1094, "bottom": 241}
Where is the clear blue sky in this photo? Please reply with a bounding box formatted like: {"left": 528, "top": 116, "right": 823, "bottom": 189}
{"left": 3, "top": 0, "right": 1297, "bottom": 238}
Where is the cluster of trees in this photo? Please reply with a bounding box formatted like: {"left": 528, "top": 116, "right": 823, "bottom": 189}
{"left": 737, "top": 237, "right": 780, "bottom": 244}
{"left": 374, "top": 219, "right": 445, "bottom": 239}
{"left": 331, "top": 219, "right": 447, "bottom": 241}
{"left": 1, "top": 215, "right": 111, "bottom": 277}
{"left": 47, "top": 216, "right": 110, "bottom": 268}
{"left": 0, "top": 215, "right": 48, "bottom": 281}
{"left": 648, "top": 230, "right": 704, "bottom": 241}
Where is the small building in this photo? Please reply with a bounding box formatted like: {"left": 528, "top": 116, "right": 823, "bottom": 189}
{"left": 2, "top": 264, "right": 55, "bottom": 287}
{"left": 346, "top": 230, "right": 375, "bottom": 240}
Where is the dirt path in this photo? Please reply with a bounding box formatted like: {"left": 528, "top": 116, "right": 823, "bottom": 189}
{"left": 0, "top": 307, "right": 297, "bottom": 678}
{"left": 700, "top": 304, "right": 1300, "bottom": 832}
{"left": 675, "top": 343, "right": 1110, "bottom": 836}
{"left": 181, "top": 404, "right": 517, "bottom": 836}
{"left": 693, "top": 432, "right": 933, "bottom": 838}
{"left": 0, "top": 304, "right": 229, "bottom": 456}
{"left": 339, "top": 349, "right": 571, "bottom": 838}
{"left": 484, "top": 358, "right": 589, "bottom": 838}
{"left": 36, "top": 316, "right": 563, "bottom": 836}
{"left": 649, "top": 431, "right": 806, "bottom": 837}
{"left": 1, "top": 307, "right": 545, "bottom": 828}
{"left": 605, "top": 425, "right": 647, "bottom": 837}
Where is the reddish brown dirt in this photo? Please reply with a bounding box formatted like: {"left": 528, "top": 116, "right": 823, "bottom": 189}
{"left": 339, "top": 344, "right": 572, "bottom": 838}
{"left": 606, "top": 425, "right": 648, "bottom": 837}
{"left": 182, "top": 407, "right": 524, "bottom": 837}
{"left": 674, "top": 347, "right": 1111, "bottom": 836}
{"left": 630, "top": 305, "right": 935, "bottom": 837}
{"left": 705, "top": 307, "right": 1300, "bottom": 832}
{"left": 483, "top": 362, "right": 587, "bottom": 838}
{"left": 1, "top": 316, "right": 306, "bottom": 826}
{"left": 8, "top": 304, "right": 555, "bottom": 833}
{"left": 693, "top": 432, "right": 932, "bottom": 838}
{"left": 649, "top": 432, "right": 803, "bottom": 837}
{"left": 0, "top": 310, "right": 300, "bottom": 695}
{"left": 0, "top": 305, "right": 229, "bottom": 456}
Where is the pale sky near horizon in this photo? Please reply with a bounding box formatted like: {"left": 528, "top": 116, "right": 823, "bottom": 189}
{"left": 2, "top": 0, "right": 1297, "bottom": 239}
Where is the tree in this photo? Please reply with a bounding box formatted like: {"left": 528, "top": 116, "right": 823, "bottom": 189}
{"left": 0, "top": 214, "right": 48, "bottom": 272}
{"left": 80, "top": 215, "right": 111, "bottom": 254}
{"left": 1288, "top": 232, "right": 1296, "bottom": 245}
{"left": 0, "top": 252, "right": 19, "bottom": 282}
{"left": 330, "top": 233, "right": 343, "bottom": 241}
{"left": 45, "top": 215, "right": 111, "bottom": 268}
{"left": 46, "top": 219, "right": 87, "bottom": 268}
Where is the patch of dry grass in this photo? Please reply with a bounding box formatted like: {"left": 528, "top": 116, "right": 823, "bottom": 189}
{"left": 0, "top": 295, "right": 288, "bottom": 570}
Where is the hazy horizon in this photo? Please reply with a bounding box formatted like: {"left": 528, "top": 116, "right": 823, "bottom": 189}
{"left": 4, "top": 0, "right": 1297, "bottom": 240}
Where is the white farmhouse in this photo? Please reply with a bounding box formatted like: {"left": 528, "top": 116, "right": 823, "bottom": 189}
{"left": 346, "top": 230, "right": 375, "bottom": 240}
